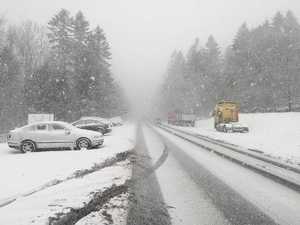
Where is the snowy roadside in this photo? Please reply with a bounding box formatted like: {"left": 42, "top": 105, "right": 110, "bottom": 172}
{"left": 0, "top": 122, "right": 136, "bottom": 225}
{"left": 75, "top": 192, "right": 129, "bottom": 225}
{"left": 0, "top": 161, "right": 131, "bottom": 225}
{"left": 168, "top": 113, "right": 300, "bottom": 165}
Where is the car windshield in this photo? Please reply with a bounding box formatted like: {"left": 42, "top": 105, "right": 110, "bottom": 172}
{"left": 61, "top": 122, "right": 76, "bottom": 129}
{"left": 72, "top": 120, "right": 86, "bottom": 126}
{"left": 73, "top": 119, "right": 103, "bottom": 126}
{"left": 87, "top": 120, "right": 104, "bottom": 125}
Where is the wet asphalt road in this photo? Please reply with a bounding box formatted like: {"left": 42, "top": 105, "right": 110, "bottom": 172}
{"left": 126, "top": 125, "right": 172, "bottom": 225}
{"left": 127, "top": 124, "right": 277, "bottom": 225}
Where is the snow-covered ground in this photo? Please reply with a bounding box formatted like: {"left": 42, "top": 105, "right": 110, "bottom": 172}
{"left": 172, "top": 113, "right": 300, "bottom": 164}
{"left": 0, "top": 122, "right": 136, "bottom": 224}
{"left": 0, "top": 161, "right": 131, "bottom": 225}
{"left": 75, "top": 192, "right": 129, "bottom": 225}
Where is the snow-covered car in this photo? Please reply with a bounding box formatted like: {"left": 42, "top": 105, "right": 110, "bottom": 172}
{"left": 81, "top": 116, "right": 112, "bottom": 126}
{"left": 72, "top": 117, "right": 112, "bottom": 134}
{"left": 109, "top": 116, "right": 123, "bottom": 126}
{"left": 7, "top": 121, "right": 104, "bottom": 153}
{"left": 217, "top": 122, "right": 249, "bottom": 133}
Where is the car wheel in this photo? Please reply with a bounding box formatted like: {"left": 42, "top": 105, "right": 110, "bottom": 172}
{"left": 21, "top": 140, "right": 36, "bottom": 153}
{"left": 76, "top": 138, "right": 91, "bottom": 150}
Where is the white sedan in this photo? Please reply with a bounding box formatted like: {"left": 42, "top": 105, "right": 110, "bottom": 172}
{"left": 7, "top": 121, "right": 104, "bottom": 153}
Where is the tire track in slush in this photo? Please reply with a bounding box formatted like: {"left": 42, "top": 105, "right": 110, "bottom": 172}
{"left": 154, "top": 125, "right": 278, "bottom": 225}
{"left": 126, "top": 124, "right": 171, "bottom": 225}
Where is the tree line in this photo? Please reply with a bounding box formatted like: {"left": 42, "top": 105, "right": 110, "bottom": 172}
{"left": 159, "top": 10, "right": 300, "bottom": 117}
{"left": 0, "top": 9, "right": 126, "bottom": 132}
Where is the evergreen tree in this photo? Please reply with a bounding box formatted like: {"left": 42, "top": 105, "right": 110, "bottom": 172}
{"left": 282, "top": 10, "right": 300, "bottom": 111}
{"left": 0, "top": 42, "right": 23, "bottom": 130}
{"left": 85, "top": 26, "right": 113, "bottom": 115}
{"left": 71, "top": 11, "right": 90, "bottom": 116}
{"left": 161, "top": 51, "right": 191, "bottom": 114}
{"left": 160, "top": 10, "right": 300, "bottom": 115}
{"left": 0, "top": 10, "right": 125, "bottom": 129}
{"left": 203, "top": 35, "right": 222, "bottom": 112}
{"left": 47, "top": 9, "right": 74, "bottom": 119}
{"left": 186, "top": 38, "right": 200, "bottom": 78}
{"left": 273, "top": 12, "right": 285, "bottom": 30}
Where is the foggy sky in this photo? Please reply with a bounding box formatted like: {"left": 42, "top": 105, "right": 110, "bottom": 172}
{"left": 2, "top": 0, "right": 300, "bottom": 112}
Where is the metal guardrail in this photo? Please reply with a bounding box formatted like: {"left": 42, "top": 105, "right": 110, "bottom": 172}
{"left": 161, "top": 124, "right": 300, "bottom": 173}
{"left": 157, "top": 124, "right": 300, "bottom": 192}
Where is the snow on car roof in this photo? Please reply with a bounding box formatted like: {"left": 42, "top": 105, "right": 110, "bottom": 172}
{"left": 81, "top": 116, "right": 108, "bottom": 120}
{"left": 25, "top": 121, "right": 73, "bottom": 128}
{"left": 29, "top": 120, "right": 68, "bottom": 124}
{"left": 80, "top": 117, "right": 110, "bottom": 123}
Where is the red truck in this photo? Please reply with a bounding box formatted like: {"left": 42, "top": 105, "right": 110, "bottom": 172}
{"left": 168, "top": 111, "right": 195, "bottom": 127}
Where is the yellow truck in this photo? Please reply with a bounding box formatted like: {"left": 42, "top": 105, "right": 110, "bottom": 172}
{"left": 213, "top": 101, "right": 248, "bottom": 132}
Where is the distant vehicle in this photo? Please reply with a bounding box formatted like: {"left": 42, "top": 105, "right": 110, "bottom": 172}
{"left": 81, "top": 116, "right": 112, "bottom": 126}
{"left": 168, "top": 111, "right": 196, "bottom": 126}
{"left": 213, "top": 101, "right": 249, "bottom": 132}
{"left": 213, "top": 101, "right": 239, "bottom": 128}
{"left": 216, "top": 122, "right": 249, "bottom": 133}
{"left": 214, "top": 101, "right": 239, "bottom": 127}
{"left": 155, "top": 118, "right": 161, "bottom": 124}
{"left": 72, "top": 117, "right": 112, "bottom": 134}
{"left": 7, "top": 121, "right": 104, "bottom": 153}
{"left": 109, "top": 116, "right": 123, "bottom": 126}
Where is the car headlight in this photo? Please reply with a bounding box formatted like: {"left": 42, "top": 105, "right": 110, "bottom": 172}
{"left": 93, "top": 135, "right": 102, "bottom": 139}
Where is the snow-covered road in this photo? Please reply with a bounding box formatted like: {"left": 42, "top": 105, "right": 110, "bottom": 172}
{"left": 143, "top": 124, "right": 300, "bottom": 225}
{"left": 2, "top": 121, "right": 300, "bottom": 225}
{"left": 143, "top": 125, "right": 229, "bottom": 225}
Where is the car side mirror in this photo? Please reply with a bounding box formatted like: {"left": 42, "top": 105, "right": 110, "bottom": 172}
{"left": 65, "top": 129, "right": 71, "bottom": 135}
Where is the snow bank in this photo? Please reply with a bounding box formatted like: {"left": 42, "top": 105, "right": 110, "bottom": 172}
{"left": 176, "top": 113, "right": 300, "bottom": 164}
{"left": 0, "top": 122, "right": 136, "bottom": 206}
{"left": 0, "top": 161, "right": 131, "bottom": 225}
{"left": 75, "top": 193, "right": 129, "bottom": 225}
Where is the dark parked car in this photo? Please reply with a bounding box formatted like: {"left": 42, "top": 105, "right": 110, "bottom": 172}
{"left": 216, "top": 122, "right": 249, "bottom": 133}
{"left": 72, "top": 118, "right": 112, "bottom": 135}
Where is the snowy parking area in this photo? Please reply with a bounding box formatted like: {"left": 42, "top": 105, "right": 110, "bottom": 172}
{"left": 172, "top": 113, "right": 300, "bottom": 165}
{"left": 0, "top": 122, "right": 136, "bottom": 224}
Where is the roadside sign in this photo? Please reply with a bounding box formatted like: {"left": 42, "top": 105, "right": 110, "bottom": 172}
{"left": 28, "top": 114, "right": 54, "bottom": 124}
